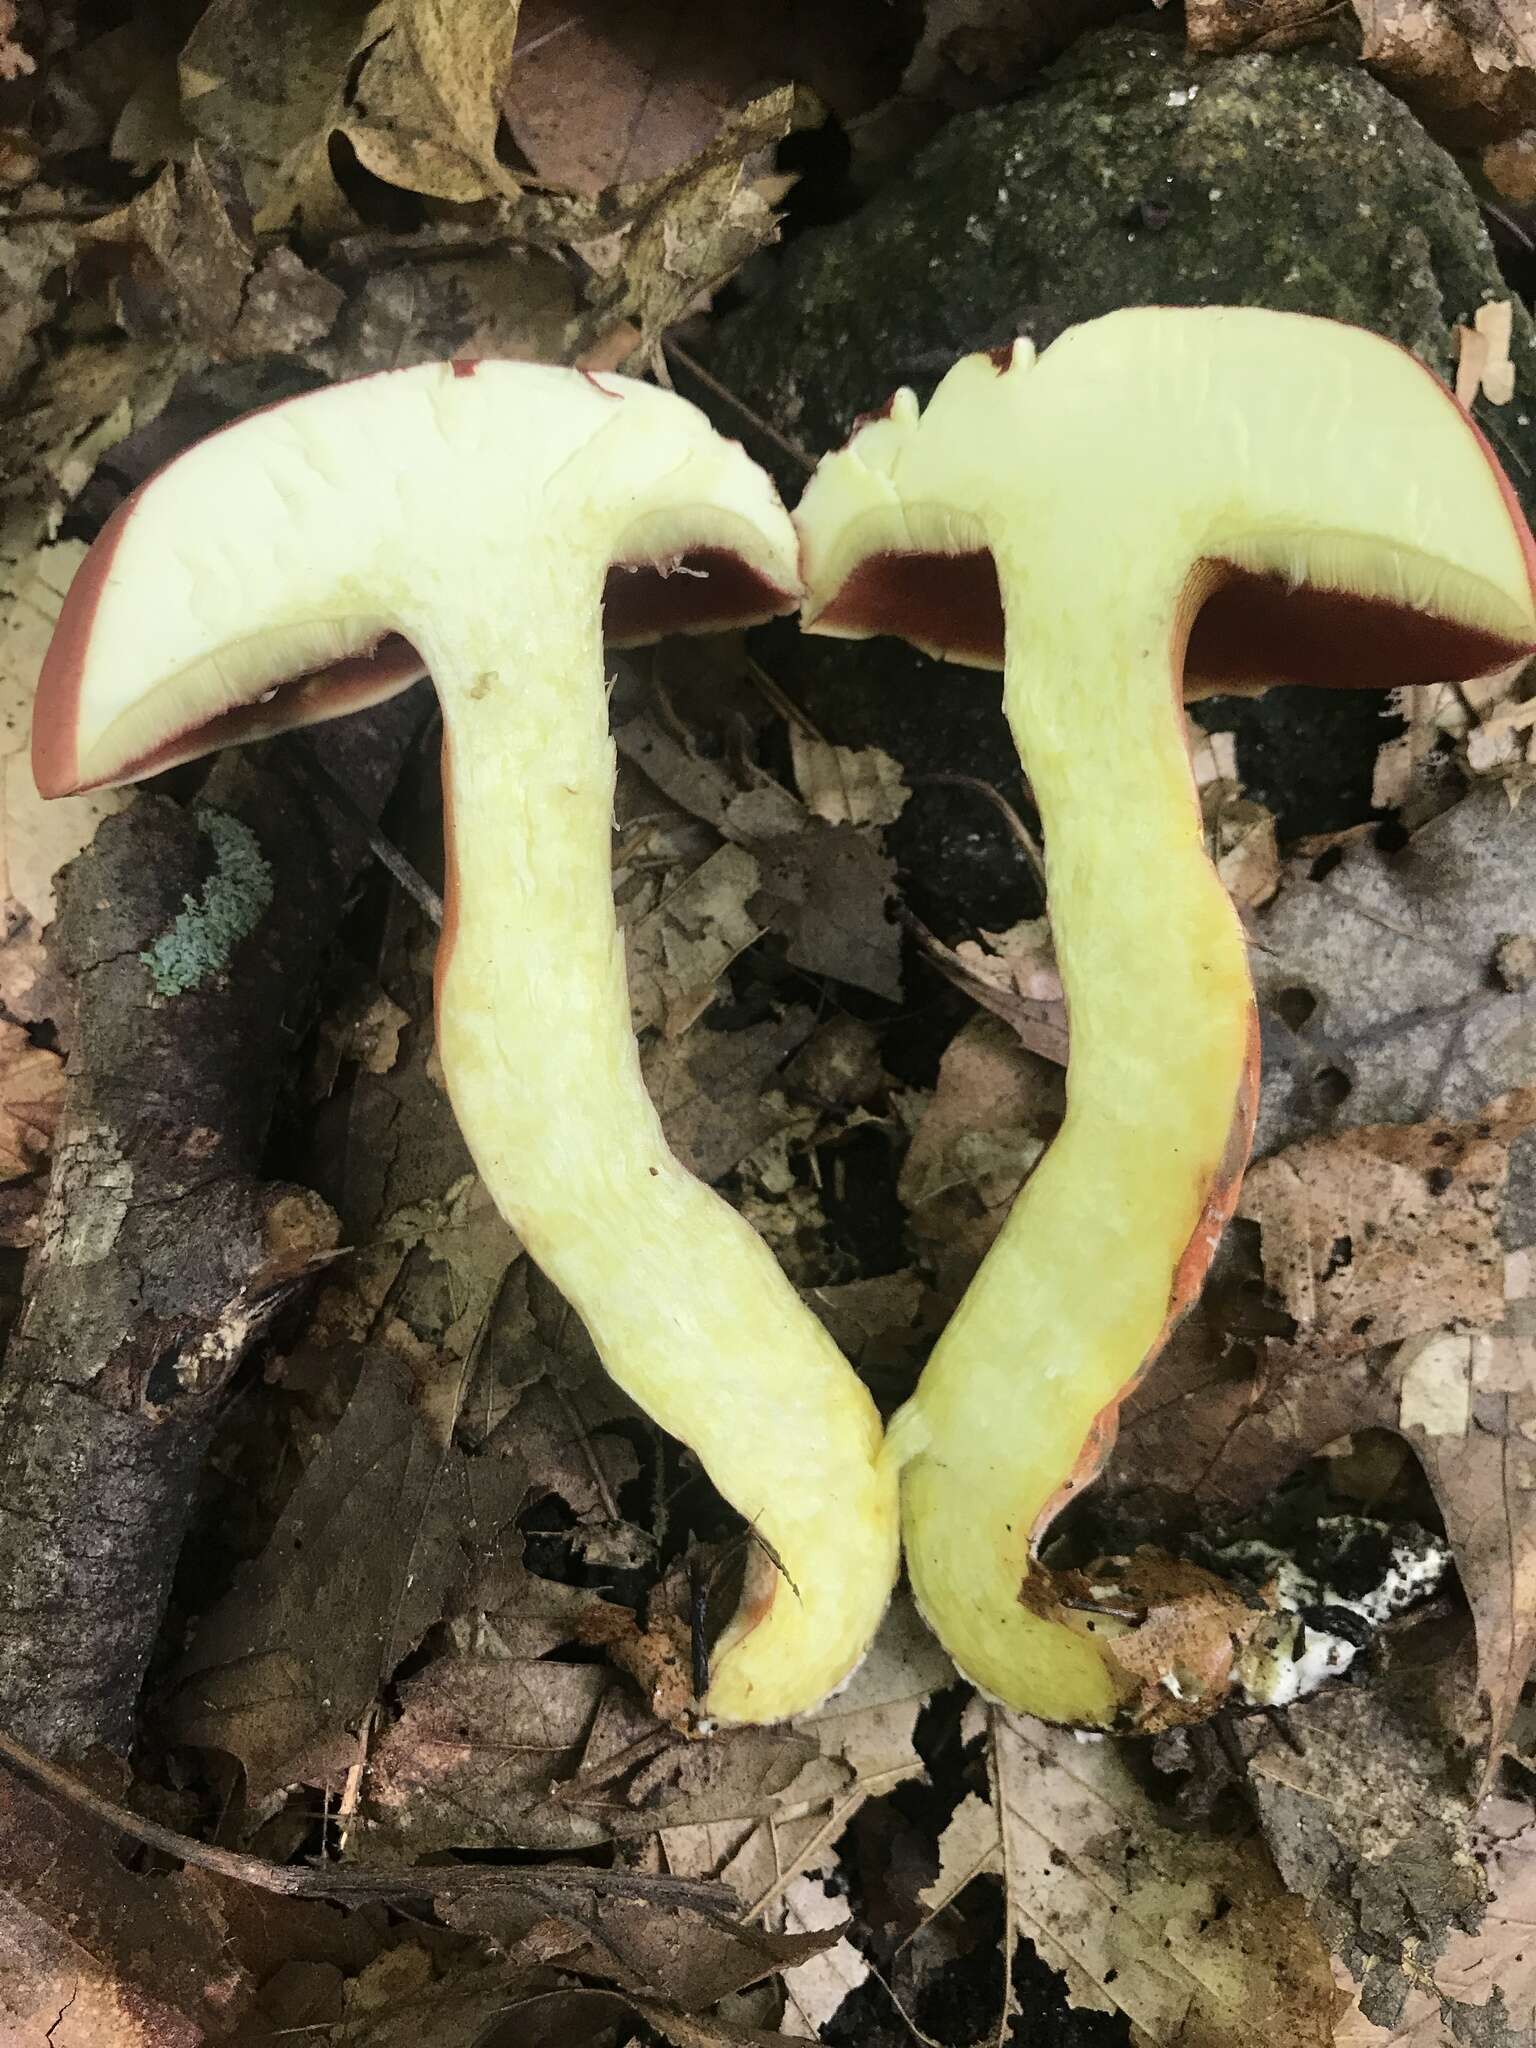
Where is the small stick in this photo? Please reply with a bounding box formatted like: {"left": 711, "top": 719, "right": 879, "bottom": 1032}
{"left": 910, "top": 771, "right": 1047, "bottom": 890}
{"left": 281, "top": 737, "right": 444, "bottom": 927}
{"left": 0, "top": 1725, "right": 733, "bottom": 1911}
{"left": 662, "top": 341, "right": 817, "bottom": 478}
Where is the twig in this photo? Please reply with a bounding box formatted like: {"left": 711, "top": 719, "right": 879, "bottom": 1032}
{"left": 661, "top": 340, "right": 817, "bottom": 477}
{"left": 744, "top": 655, "right": 826, "bottom": 741}
{"left": 0, "top": 1724, "right": 733, "bottom": 1912}
{"left": 282, "top": 735, "right": 444, "bottom": 927}
{"left": 910, "top": 771, "right": 1047, "bottom": 890}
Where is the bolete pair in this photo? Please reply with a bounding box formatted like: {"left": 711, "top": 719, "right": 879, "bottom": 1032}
{"left": 35, "top": 311, "right": 1536, "bottom": 1727}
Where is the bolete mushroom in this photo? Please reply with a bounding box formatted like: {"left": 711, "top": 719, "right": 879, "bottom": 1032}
{"left": 794, "top": 306, "right": 1536, "bottom": 1724}
{"left": 33, "top": 360, "right": 899, "bottom": 1724}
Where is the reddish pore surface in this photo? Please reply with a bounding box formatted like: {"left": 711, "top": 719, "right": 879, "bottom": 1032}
{"left": 813, "top": 550, "right": 1533, "bottom": 688}
{"left": 36, "top": 537, "right": 794, "bottom": 796}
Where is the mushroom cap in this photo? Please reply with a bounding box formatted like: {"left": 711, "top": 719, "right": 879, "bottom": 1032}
{"left": 795, "top": 307, "right": 1536, "bottom": 688}
{"left": 36, "top": 361, "right": 801, "bottom": 798}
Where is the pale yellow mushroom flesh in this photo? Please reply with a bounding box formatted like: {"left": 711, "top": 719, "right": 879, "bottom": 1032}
{"left": 795, "top": 307, "right": 1536, "bottom": 1723}
{"left": 34, "top": 361, "right": 900, "bottom": 1724}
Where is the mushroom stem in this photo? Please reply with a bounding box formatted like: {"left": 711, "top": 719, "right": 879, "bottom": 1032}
{"left": 894, "top": 569, "right": 1254, "bottom": 1722}
{"left": 421, "top": 591, "right": 896, "bottom": 1724}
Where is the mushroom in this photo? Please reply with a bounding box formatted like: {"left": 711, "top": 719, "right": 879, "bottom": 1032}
{"left": 34, "top": 360, "right": 899, "bottom": 1724}
{"left": 793, "top": 306, "right": 1536, "bottom": 1724}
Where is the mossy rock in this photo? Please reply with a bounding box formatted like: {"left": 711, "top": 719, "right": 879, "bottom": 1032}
{"left": 712, "top": 22, "right": 1535, "bottom": 930}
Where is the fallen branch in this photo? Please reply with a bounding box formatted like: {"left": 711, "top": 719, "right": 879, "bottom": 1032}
{"left": 0, "top": 1723, "right": 734, "bottom": 1913}
{"left": 0, "top": 694, "right": 428, "bottom": 1757}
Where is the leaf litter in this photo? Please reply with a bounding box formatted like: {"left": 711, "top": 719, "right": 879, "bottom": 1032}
{"left": 6, "top": 4, "right": 1536, "bottom": 2045}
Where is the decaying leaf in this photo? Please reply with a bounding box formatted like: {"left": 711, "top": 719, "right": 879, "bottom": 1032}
{"left": 789, "top": 730, "right": 911, "bottom": 831}
{"left": 911, "top": 915, "right": 1069, "bottom": 1065}
{"left": 1118, "top": 1094, "right": 1536, "bottom": 1758}
{"left": 0, "top": 540, "right": 132, "bottom": 927}
{"left": 641, "top": 1007, "right": 816, "bottom": 1183}
{"left": 565, "top": 90, "right": 801, "bottom": 352}
{"left": 1235, "top": 1613, "right": 1508, "bottom": 2043}
{"left": 628, "top": 841, "right": 766, "bottom": 1035}
{"left": 0, "top": 1768, "right": 253, "bottom": 2043}
{"left": 0, "top": 1018, "right": 63, "bottom": 1185}
{"left": 898, "top": 1012, "right": 1061, "bottom": 1302}
{"left": 1337, "top": 1793, "right": 1536, "bottom": 2043}
{"left": 185, "top": 0, "right": 524, "bottom": 235}
{"left": 921, "top": 1705, "right": 1339, "bottom": 2042}
{"left": 1253, "top": 784, "right": 1536, "bottom": 1154}
{"left": 502, "top": 0, "right": 909, "bottom": 196}
{"left": 364, "top": 1652, "right": 613, "bottom": 1855}
{"left": 620, "top": 704, "right": 905, "bottom": 1002}
{"left": 167, "top": 1350, "right": 527, "bottom": 1804}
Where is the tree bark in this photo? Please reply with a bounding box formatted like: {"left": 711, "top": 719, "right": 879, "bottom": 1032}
{"left": 0, "top": 695, "right": 428, "bottom": 1757}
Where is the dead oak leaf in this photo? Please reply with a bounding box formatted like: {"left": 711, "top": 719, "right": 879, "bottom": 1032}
{"left": 920, "top": 1706, "right": 1339, "bottom": 2044}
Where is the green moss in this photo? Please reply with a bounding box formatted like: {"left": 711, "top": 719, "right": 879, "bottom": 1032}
{"left": 141, "top": 804, "right": 274, "bottom": 997}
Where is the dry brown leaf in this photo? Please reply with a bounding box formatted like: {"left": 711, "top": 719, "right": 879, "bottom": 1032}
{"left": 0, "top": 197, "right": 75, "bottom": 407}
{"left": 1184, "top": 0, "right": 1340, "bottom": 52}
{"left": 1353, "top": 0, "right": 1536, "bottom": 142}
{"left": 778, "top": 1869, "right": 870, "bottom": 2034}
{"left": 912, "top": 917, "right": 1069, "bottom": 1065}
{"left": 0, "top": 1768, "right": 253, "bottom": 2042}
{"left": 898, "top": 1012, "right": 1062, "bottom": 1301}
{"left": 184, "top": 0, "right": 523, "bottom": 235}
{"left": 789, "top": 729, "right": 910, "bottom": 832}
{"left": 682, "top": 1594, "right": 948, "bottom": 1929}
{"left": 503, "top": 0, "right": 907, "bottom": 195}
{"left": 1117, "top": 1095, "right": 1536, "bottom": 1759}
{"left": 1236, "top": 1092, "right": 1536, "bottom": 1358}
{"left": 1214, "top": 797, "right": 1281, "bottom": 909}
{"left": 0, "top": 1018, "right": 62, "bottom": 1184}
{"left": 82, "top": 146, "right": 255, "bottom": 343}
{"left": 641, "top": 1007, "right": 816, "bottom": 1183}
{"left": 364, "top": 1653, "right": 612, "bottom": 1855}
{"left": 920, "top": 1707, "right": 1339, "bottom": 2043}
{"left": 573, "top": 89, "right": 800, "bottom": 350}
{"left": 627, "top": 842, "right": 766, "bottom": 1036}
{"left": 0, "top": 540, "right": 131, "bottom": 926}
{"left": 166, "top": 1350, "right": 528, "bottom": 1805}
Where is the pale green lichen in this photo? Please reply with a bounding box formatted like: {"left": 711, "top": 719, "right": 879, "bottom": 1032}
{"left": 141, "top": 804, "right": 274, "bottom": 997}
